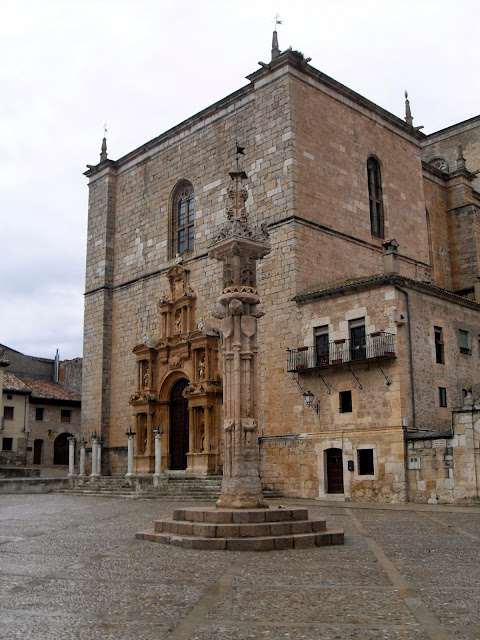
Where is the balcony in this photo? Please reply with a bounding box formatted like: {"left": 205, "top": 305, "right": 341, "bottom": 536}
{"left": 287, "top": 332, "right": 396, "bottom": 372}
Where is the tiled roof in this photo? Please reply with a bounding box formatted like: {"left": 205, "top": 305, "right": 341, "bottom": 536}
{"left": 3, "top": 373, "right": 31, "bottom": 394}
{"left": 293, "top": 273, "right": 480, "bottom": 307}
{"left": 20, "top": 378, "right": 81, "bottom": 403}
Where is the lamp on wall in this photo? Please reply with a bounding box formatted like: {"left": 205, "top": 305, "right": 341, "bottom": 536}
{"left": 303, "top": 390, "right": 320, "bottom": 415}
{"left": 292, "top": 373, "right": 320, "bottom": 415}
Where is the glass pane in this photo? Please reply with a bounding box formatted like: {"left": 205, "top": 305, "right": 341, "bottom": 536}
{"left": 178, "top": 199, "right": 186, "bottom": 227}
{"left": 459, "top": 330, "right": 469, "bottom": 348}
{"left": 188, "top": 194, "right": 195, "bottom": 222}
{"left": 178, "top": 229, "right": 185, "bottom": 255}
{"left": 187, "top": 225, "right": 194, "bottom": 251}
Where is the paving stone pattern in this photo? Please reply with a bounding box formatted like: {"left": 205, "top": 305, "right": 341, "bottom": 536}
{"left": 0, "top": 495, "right": 479, "bottom": 639}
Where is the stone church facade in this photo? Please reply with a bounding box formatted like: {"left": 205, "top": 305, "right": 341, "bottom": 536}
{"left": 82, "top": 37, "right": 480, "bottom": 504}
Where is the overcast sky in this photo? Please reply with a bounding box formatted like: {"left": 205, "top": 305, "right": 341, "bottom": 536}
{"left": 1, "top": 0, "right": 479, "bottom": 361}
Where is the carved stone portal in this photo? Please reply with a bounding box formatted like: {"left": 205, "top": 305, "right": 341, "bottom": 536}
{"left": 130, "top": 264, "right": 222, "bottom": 475}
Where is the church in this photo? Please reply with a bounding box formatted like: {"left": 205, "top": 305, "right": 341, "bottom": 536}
{"left": 81, "top": 33, "right": 480, "bottom": 504}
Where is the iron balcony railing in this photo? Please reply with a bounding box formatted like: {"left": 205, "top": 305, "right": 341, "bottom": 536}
{"left": 287, "top": 332, "right": 396, "bottom": 372}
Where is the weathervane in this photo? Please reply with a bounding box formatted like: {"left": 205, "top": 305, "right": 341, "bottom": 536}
{"left": 235, "top": 142, "right": 245, "bottom": 170}
{"left": 274, "top": 13, "right": 282, "bottom": 28}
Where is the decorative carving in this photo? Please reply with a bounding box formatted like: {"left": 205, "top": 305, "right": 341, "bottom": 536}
{"left": 209, "top": 168, "right": 271, "bottom": 508}
{"left": 198, "top": 354, "right": 205, "bottom": 380}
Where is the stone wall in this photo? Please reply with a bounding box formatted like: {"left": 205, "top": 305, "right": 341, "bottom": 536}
{"left": 407, "top": 407, "right": 480, "bottom": 504}
{"left": 422, "top": 116, "right": 480, "bottom": 192}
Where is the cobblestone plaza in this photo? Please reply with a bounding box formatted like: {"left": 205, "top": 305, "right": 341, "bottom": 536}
{"left": 1, "top": 495, "right": 479, "bottom": 639}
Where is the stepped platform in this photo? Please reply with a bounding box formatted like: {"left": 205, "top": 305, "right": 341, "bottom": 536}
{"left": 54, "top": 475, "right": 283, "bottom": 501}
{"left": 136, "top": 505, "right": 344, "bottom": 551}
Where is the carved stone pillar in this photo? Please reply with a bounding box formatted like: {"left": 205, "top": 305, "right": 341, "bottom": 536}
{"left": 67, "top": 437, "right": 76, "bottom": 477}
{"left": 97, "top": 438, "right": 102, "bottom": 476}
{"left": 79, "top": 439, "right": 86, "bottom": 477}
{"left": 90, "top": 436, "right": 98, "bottom": 477}
{"left": 153, "top": 429, "right": 164, "bottom": 487}
{"left": 126, "top": 430, "right": 136, "bottom": 477}
{"left": 209, "top": 169, "right": 270, "bottom": 508}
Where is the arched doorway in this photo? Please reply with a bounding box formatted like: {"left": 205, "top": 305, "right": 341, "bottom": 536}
{"left": 170, "top": 379, "right": 189, "bottom": 470}
{"left": 54, "top": 432, "right": 72, "bottom": 465}
{"left": 326, "top": 448, "right": 344, "bottom": 493}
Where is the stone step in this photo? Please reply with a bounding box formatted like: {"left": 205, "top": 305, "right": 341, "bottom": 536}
{"left": 157, "top": 517, "right": 327, "bottom": 537}
{"left": 173, "top": 506, "right": 308, "bottom": 523}
{"left": 136, "top": 528, "right": 344, "bottom": 551}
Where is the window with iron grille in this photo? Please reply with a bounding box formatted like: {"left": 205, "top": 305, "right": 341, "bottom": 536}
{"left": 367, "top": 157, "right": 384, "bottom": 238}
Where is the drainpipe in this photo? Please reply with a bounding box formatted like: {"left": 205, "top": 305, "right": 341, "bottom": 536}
{"left": 393, "top": 284, "right": 416, "bottom": 431}
{"left": 394, "top": 284, "right": 416, "bottom": 503}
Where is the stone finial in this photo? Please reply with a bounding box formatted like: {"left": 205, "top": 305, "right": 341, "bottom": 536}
{"left": 382, "top": 239, "right": 399, "bottom": 275}
{"left": 271, "top": 30, "right": 280, "bottom": 60}
{"left": 100, "top": 136, "right": 108, "bottom": 163}
{"left": 404, "top": 90, "right": 413, "bottom": 127}
{"left": 456, "top": 143, "right": 466, "bottom": 170}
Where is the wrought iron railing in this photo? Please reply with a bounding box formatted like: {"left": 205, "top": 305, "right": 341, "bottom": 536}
{"left": 287, "top": 332, "right": 395, "bottom": 372}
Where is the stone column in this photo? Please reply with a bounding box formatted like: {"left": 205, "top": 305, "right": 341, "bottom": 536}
{"left": 153, "top": 429, "right": 164, "bottom": 487}
{"left": 209, "top": 168, "right": 271, "bottom": 508}
{"left": 78, "top": 439, "right": 86, "bottom": 477}
{"left": 97, "top": 438, "right": 102, "bottom": 476}
{"left": 90, "top": 436, "right": 98, "bottom": 477}
{"left": 67, "top": 437, "right": 76, "bottom": 477}
{"left": 125, "top": 430, "right": 136, "bottom": 478}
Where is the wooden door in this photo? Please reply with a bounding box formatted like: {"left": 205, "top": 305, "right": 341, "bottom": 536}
{"left": 326, "top": 448, "right": 344, "bottom": 493}
{"left": 33, "top": 439, "right": 43, "bottom": 464}
{"left": 54, "top": 433, "right": 72, "bottom": 465}
{"left": 170, "top": 379, "right": 189, "bottom": 470}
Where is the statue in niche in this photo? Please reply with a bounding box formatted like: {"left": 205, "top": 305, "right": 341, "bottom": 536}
{"left": 174, "top": 309, "right": 182, "bottom": 334}
{"left": 241, "top": 264, "right": 254, "bottom": 287}
{"left": 198, "top": 354, "right": 206, "bottom": 380}
{"left": 224, "top": 263, "right": 234, "bottom": 287}
{"left": 199, "top": 418, "right": 205, "bottom": 452}
{"left": 142, "top": 363, "right": 149, "bottom": 388}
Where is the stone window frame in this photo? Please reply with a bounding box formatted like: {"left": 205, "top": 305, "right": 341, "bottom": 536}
{"left": 339, "top": 390, "right": 352, "bottom": 413}
{"left": 61, "top": 409, "right": 71, "bottom": 423}
{"left": 367, "top": 156, "right": 384, "bottom": 238}
{"left": 35, "top": 408, "right": 44, "bottom": 421}
{"left": 458, "top": 329, "right": 471, "bottom": 355}
{"left": 434, "top": 326, "right": 445, "bottom": 364}
{"left": 438, "top": 386, "right": 448, "bottom": 408}
{"left": 169, "top": 180, "right": 195, "bottom": 259}
{"left": 355, "top": 444, "right": 377, "bottom": 480}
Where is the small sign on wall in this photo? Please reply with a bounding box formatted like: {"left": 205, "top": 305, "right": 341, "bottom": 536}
{"left": 408, "top": 456, "right": 420, "bottom": 470}
{"left": 433, "top": 439, "right": 447, "bottom": 448}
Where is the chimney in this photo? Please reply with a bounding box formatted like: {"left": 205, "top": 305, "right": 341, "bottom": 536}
{"left": 382, "top": 239, "right": 399, "bottom": 275}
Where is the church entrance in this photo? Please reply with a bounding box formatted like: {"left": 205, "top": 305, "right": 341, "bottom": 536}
{"left": 170, "top": 379, "right": 189, "bottom": 470}
{"left": 54, "top": 433, "right": 72, "bottom": 465}
{"left": 326, "top": 448, "right": 344, "bottom": 493}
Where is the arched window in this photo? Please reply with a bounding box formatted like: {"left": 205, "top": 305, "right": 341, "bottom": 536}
{"left": 171, "top": 182, "right": 195, "bottom": 257}
{"left": 367, "top": 157, "right": 384, "bottom": 238}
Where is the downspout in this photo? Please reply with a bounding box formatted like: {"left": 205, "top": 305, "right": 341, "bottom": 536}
{"left": 394, "top": 284, "right": 415, "bottom": 503}
{"left": 393, "top": 284, "right": 416, "bottom": 430}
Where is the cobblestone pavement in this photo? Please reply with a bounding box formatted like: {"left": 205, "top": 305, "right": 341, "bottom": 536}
{"left": 1, "top": 495, "right": 479, "bottom": 640}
